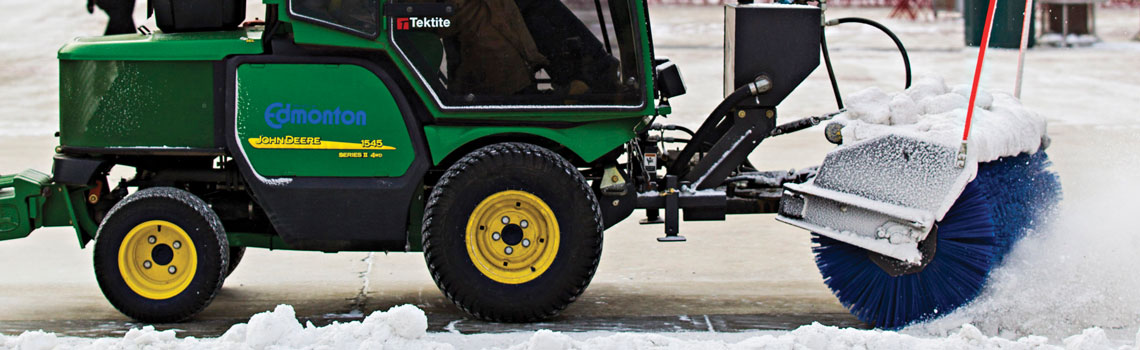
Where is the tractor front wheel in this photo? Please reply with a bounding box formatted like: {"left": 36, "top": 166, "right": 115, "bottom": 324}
{"left": 93, "top": 187, "right": 229, "bottom": 323}
{"left": 423, "top": 143, "right": 604, "bottom": 322}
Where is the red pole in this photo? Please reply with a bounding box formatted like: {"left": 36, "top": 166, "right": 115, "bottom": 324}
{"left": 962, "top": 0, "right": 1000, "bottom": 143}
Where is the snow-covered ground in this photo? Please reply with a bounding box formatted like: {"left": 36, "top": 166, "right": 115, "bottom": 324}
{"left": 2, "top": 1, "right": 1140, "bottom": 349}
{"left": 3, "top": 304, "right": 1137, "bottom": 349}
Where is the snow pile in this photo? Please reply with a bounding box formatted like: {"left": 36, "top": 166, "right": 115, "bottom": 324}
{"left": 0, "top": 304, "right": 453, "bottom": 350}
{"left": 3, "top": 305, "right": 1138, "bottom": 349}
{"left": 216, "top": 304, "right": 448, "bottom": 349}
{"left": 838, "top": 76, "right": 1048, "bottom": 162}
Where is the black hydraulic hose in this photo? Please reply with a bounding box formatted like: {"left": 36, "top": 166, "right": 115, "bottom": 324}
{"left": 832, "top": 17, "right": 913, "bottom": 90}
{"left": 653, "top": 124, "right": 695, "bottom": 137}
{"left": 820, "top": 30, "right": 844, "bottom": 110}
{"left": 670, "top": 125, "right": 695, "bottom": 137}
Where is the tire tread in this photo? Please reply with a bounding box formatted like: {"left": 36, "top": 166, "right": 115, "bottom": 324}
{"left": 423, "top": 143, "right": 603, "bottom": 322}
{"left": 93, "top": 187, "right": 228, "bottom": 323}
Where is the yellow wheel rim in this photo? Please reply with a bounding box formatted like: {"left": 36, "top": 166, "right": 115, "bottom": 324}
{"left": 466, "top": 190, "right": 560, "bottom": 284}
{"left": 117, "top": 220, "right": 198, "bottom": 300}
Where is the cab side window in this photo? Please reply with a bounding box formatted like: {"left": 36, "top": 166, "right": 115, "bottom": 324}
{"left": 392, "top": 0, "right": 644, "bottom": 108}
{"left": 291, "top": 0, "right": 382, "bottom": 37}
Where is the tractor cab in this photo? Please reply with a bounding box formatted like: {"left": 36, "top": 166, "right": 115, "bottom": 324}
{"left": 68, "top": 0, "right": 669, "bottom": 115}
{"left": 282, "top": 0, "right": 658, "bottom": 109}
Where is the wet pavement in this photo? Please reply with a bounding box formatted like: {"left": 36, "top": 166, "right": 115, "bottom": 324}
{"left": 0, "top": 313, "right": 866, "bottom": 338}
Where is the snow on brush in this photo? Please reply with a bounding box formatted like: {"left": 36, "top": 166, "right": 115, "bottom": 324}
{"left": 837, "top": 75, "right": 1048, "bottom": 163}
{"left": 3, "top": 305, "right": 1139, "bottom": 349}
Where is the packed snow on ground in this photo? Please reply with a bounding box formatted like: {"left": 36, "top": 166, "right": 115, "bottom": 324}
{"left": 836, "top": 75, "right": 1048, "bottom": 162}
{"left": 2, "top": 304, "right": 1138, "bottom": 349}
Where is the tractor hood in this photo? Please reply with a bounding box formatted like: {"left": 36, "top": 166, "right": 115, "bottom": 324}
{"left": 58, "top": 27, "right": 264, "bottom": 61}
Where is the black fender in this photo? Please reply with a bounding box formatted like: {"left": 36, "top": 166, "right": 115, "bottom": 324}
{"left": 51, "top": 155, "right": 109, "bottom": 186}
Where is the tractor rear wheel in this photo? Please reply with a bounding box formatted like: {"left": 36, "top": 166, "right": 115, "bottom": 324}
{"left": 93, "top": 187, "right": 229, "bottom": 323}
{"left": 423, "top": 143, "right": 604, "bottom": 322}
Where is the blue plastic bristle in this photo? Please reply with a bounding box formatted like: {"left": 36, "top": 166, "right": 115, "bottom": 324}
{"left": 812, "top": 151, "right": 1061, "bottom": 329}
{"left": 973, "top": 151, "right": 1062, "bottom": 263}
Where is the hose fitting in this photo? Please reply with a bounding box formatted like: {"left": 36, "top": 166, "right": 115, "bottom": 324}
{"left": 748, "top": 75, "right": 772, "bottom": 96}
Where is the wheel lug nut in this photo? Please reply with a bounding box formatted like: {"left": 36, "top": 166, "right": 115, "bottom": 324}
{"left": 522, "top": 239, "right": 531, "bottom": 247}
{"left": 520, "top": 220, "right": 529, "bottom": 229}
{"left": 168, "top": 266, "right": 177, "bottom": 274}
{"left": 505, "top": 247, "right": 513, "bottom": 255}
{"left": 143, "top": 261, "right": 152, "bottom": 269}
{"left": 501, "top": 216, "right": 510, "bottom": 224}
{"left": 147, "top": 236, "right": 156, "bottom": 244}
{"left": 172, "top": 241, "right": 181, "bottom": 249}
{"left": 492, "top": 232, "right": 501, "bottom": 241}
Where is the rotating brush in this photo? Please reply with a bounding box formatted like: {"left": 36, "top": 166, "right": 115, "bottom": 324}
{"left": 812, "top": 151, "right": 1061, "bottom": 329}
{"left": 810, "top": 0, "right": 1065, "bottom": 328}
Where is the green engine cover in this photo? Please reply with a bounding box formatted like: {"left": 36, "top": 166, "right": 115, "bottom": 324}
{"left": 234, "top": 63, "right": 415, "bottom": 177}
{"left": 59, "top": 60, "right": 216, "bottom": 149}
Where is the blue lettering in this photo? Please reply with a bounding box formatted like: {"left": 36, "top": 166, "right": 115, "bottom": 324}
{"left": 340, "top": 110, "right": 356, "bottom": 125}
{"left": 276, "top": 104, "right": 291, "bottom": 126}
{"left": 291, "top": 110, "right": 305, "bottom": 125}
{"left": 263, "top": 102, "right": 369, "bottom": 129}
{"left": 265, "top": 102, "right": 284, "bottom": 129}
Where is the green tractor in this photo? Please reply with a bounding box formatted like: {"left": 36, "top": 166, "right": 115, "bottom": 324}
{"left": 0, "top": 0, "right": 1044, "bottom": 329}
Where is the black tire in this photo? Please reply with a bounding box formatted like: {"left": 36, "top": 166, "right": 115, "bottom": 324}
{"left": 93, "top": 187, "right": 229, "bottom": 323}
{"left": 423, "top": 142, "right": 604, "bottom": 322}
{"left": 226, "top": 246, "right": 246, "bottom": 278}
